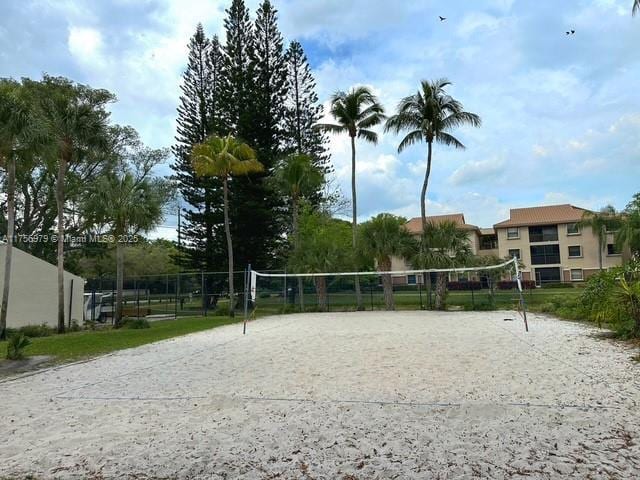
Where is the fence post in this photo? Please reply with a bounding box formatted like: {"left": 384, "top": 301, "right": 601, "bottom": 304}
{"left": 91, "top": 290, "right": 96, "bottom": 323}
{"left": 370, "top": 284, "right": 374, "bottom": 310}
{"left": 418, "top": 278, "right": 423, "bottom": 310}
{"left": 283, "top": 269, "right": 287, "bottom": 313}
{"left": 201, "top": 271, "right": 206, "bottom": 317}
{"left": 136, "top": 277, "right": 140, "bottom": 318}
{"left": 165, "top": 274, "right": 169, "bottom": 315}
{"left": 471, "top": 283, "right": 475, "bottom": 310}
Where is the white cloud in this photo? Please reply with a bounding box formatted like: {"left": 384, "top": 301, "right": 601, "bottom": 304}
{"left": 448, "top": 157, "right": 507, "bottom": 186}
{"left": 67, "top": 26, "right": 103, "bottom": 62}
{"left": 532, "top": 145, "right": 550, "bottom": 157}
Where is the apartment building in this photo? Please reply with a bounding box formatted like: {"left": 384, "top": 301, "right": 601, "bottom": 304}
{"left": 391, "top": 213, "right": 499, "bottom": 285}
{"left": 391, "top": 204, "right": 623, "bottom": 286}
{"left": 494, "top": 204, "right": 622, "bottom": 285}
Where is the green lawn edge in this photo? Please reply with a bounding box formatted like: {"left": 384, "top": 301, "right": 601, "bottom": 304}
{"left": 0, "top": 315, "right": 243, "bottom": 365}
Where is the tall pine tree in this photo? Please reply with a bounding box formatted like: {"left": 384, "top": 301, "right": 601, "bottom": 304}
{"left": 172, "top": 24, "right": 225, "bottom": 273}
{"left": 283, "top": 40, "right": 332, "bottom": 186}
{"left": 221, "top": 0, "right": 285, "bottom": 269}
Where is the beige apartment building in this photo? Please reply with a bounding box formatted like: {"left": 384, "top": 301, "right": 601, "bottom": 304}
{"left": 391, "top": 213, "right": 500, "bottom": 285}
{"left": 392, "top": 204, "right": 623, "bottom": 286}
{"left": 494, "top": 204, "right": 622, "bottom": 285}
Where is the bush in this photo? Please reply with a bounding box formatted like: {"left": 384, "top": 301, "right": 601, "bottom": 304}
{"left": 446, "top": 281, "right": 482, "bottom": 291}
{"left": 6, "top": 333, "right": 31, "bottom": 360}
{"left": 497, "top": 280, "right": 536, "bottom": 290}
{"left": 18, "top": 324, "right": 53, "bottom": 338}
{"left": 542, "top": 283, "right": 575, "bottom": 289}
{"left": 123, "top": 318, "right": 151, "bottom": 329}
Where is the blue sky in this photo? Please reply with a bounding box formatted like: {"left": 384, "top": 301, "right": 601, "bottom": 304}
{"left": 2, "top": 0, "right": 639, "bottom": 238}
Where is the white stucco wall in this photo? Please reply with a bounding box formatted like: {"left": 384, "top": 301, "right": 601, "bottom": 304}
{"left": 0, "top": 245, "right": 85, "bottom": 329}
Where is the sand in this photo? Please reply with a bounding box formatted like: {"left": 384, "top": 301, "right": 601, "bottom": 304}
{"left": 0, "top": 311, "right": 639, "bottom": 479}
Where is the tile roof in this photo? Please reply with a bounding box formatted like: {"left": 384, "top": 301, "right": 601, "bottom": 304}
{"left": 405, "top": 214, "right": 478, "bottom": 234}
{"left": 494, "top": 204, "right": 590, "bottom": 228}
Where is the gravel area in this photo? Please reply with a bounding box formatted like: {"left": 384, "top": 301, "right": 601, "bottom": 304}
{"left": 1, "top": 311, "right": 639, "bottom": 479}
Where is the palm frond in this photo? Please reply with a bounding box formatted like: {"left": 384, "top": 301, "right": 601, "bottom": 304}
{"left": 357, "top": 129, "right": 378, "bottom": 144}
{"left": 397, "top": 130, "right": 424, "bottom": 153}
{"left": 314, "top": 123, "right": 348, "bottom": 135}
{"left": 435, "top": 131, "right": 466, "bottom": 149}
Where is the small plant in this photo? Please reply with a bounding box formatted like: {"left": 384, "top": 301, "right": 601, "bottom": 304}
{"left": 84, "top": 319, "right": 97, "bottom": 330}
{"left": 18, "top": 323, "right": 53, "bottom": 338}
{"left": 6, "top": 333, "right": 31, "bottom": 360}
{"left": 123, "top": 318, "right": 151, "bottom": 329}
{"left": 69, "top": 320, "right": 81, "bottom": 332}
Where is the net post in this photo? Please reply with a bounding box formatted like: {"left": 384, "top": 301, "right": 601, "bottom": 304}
{"left": 243, "top": 264, "right": 250, "bottom": 335}
{"left": 513, "top": 257, "right": 529, "bottom": 332}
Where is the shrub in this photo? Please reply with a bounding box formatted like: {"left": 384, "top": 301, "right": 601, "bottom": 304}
{"left": 6, "top": 333, "right": 31, "bottom": 360}
{"left": 542, "top": 283, "right": 575, "bottom": 289}
{"left": 446, "top": 281, "right": 482, "bottom": 291}
{"left": 18, "top": 324, "right": 53, "bottom": 338}
{"left": 69, "top": 320, "right": 81, "bottom": 332}
{"left": 123, "top": 318, "right": 151, "bottom": 329}
{"left": 497, "top": 280, "right": 536, "bottom": 290}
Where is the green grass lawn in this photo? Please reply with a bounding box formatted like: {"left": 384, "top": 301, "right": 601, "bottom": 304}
{"left": 253, "top": 287, "right": 583, "bottom": 313}
{"left": 0, "top": 315, "right": 242, "bottom": 364}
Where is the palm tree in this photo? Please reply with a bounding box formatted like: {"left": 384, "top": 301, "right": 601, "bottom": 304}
{"left": 273, "top": 153, "right": 324, "bottom": 311}
{"left": 634, "top": 0, "right": 639, "bottom": 16}
{"left": 192, "top": 135, "right": 263, "bottom": 316}
{"left": 412, "top": 220, "right": 472, "bottom": 310}
{"left": 385, "top": 79, "right": 481, "bottom": 231}
{"left": 617, "top": 195, "right": 640, "bottom": 256}
{"left": 0, "top": 80, "right": 37, "bottom": 339}
{"left": 579, "top": 206, "right": 621, "bottom": 270}
{"left": 316, "top": 86, "right": 385, "bottom": 310}
{"left": 27, "top": 76, "right": 113, "bottom": 333}
{"left": 84, "top": 149, "right": 171, "bottom": 326}
{"left": 288, "top": 209, "right": 353, "bottom": 312}
{"left": 359, "top": 214, "right": 415, "bottom": 310}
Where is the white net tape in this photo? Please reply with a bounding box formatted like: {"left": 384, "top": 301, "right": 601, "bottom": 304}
{"left": 251, "top": 257, "right": 516, "bottom": 279}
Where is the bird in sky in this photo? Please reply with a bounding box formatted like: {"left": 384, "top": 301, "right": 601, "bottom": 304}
{"left": 566, "top": 29, "right": 575, "bottom": 35}
{"left": 439, "top": 16, "right": 446, "bottom": 21}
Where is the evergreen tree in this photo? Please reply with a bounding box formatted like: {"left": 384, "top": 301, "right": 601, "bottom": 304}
{"left": 172, "top": 24, "right": 226, "bottom": 273}
{"left": 249, "top": 0, "right": 288, "bottom": 161}
{"left": 220, "top": 0, "right": 253, "bottom": 139}
{"left": 220, "top": 0, "right": 284, "bottom": 269}
{"left": 283, "top": 40, "right": 331, "bottom": 177}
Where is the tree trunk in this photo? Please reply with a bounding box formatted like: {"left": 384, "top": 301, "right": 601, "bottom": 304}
{"left": 350, "top": 135, "right": 363, "bottom": 310}
{"left": 223, "top": 177, "right": 234, "bottom": 317}
{"left": 420, "top": 141, "right": 433, "bottom": 231}
{"left": 420, "top": 141, "right": 434, "bottom": 292}
{"left": 0, "top": 155, "right": 15, "bottom": 340}
{"left": 56, "top": 149, "right": 68, "bottom": 334}
{"left": 598, "top": 227, "right": 604, "bottom": 270}
{"left": 434, "top": 272, "right": 447, "bottom": 310}
{"left": 380, "top": 257, "right": 395, "bottom": 311}
{"left": 292, "top": 197, "right": 304, "bottom": 312}
{"left": 115, "top": 241, "right": 124, "bottom": 327}
{"left": 315, "top": 276, "right": 328, "bottom": 312}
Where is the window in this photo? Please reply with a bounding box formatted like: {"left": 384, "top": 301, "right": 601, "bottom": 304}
{"left": 479, "top": 235, "right": 498, "bottom": 250}
{"left": 567, "top": 223, "right": 581, "bottom": 235}
{"left": 607, "top": 243, "right": 621, "bottom": 256}
{"left": 506, "top": 227, "right": 519, "bottom": 239}
{"left": 568, "top": 245, "right": 582, "bottom": 258}
{"left": 528, "top": 225, "right": 558, "bottom": 242}
{"left": 570, "top": 269, "right": 584, "bottom": 281}
{"left": 508, "top": 248, "right": 521, "bottom": 259}
{"left": 457, "top": 272, "right": 469, "bottom": 282}
{"left": 530, "top": 244, "right": 561, "bottom": 265}
{"left": 535, "top": 267, "right": 561, "bottom": 285}
{"left": 407, "top": 275, "right": 417, "bottom": 285}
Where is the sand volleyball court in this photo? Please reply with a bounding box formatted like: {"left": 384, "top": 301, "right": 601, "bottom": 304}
{"left": 1, "top": 311, "right": 639, "bottom": 479}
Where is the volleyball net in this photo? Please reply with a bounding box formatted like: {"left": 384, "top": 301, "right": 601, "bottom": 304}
{"left": 242, "top": 257, "right": 529, "bottom": 333}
